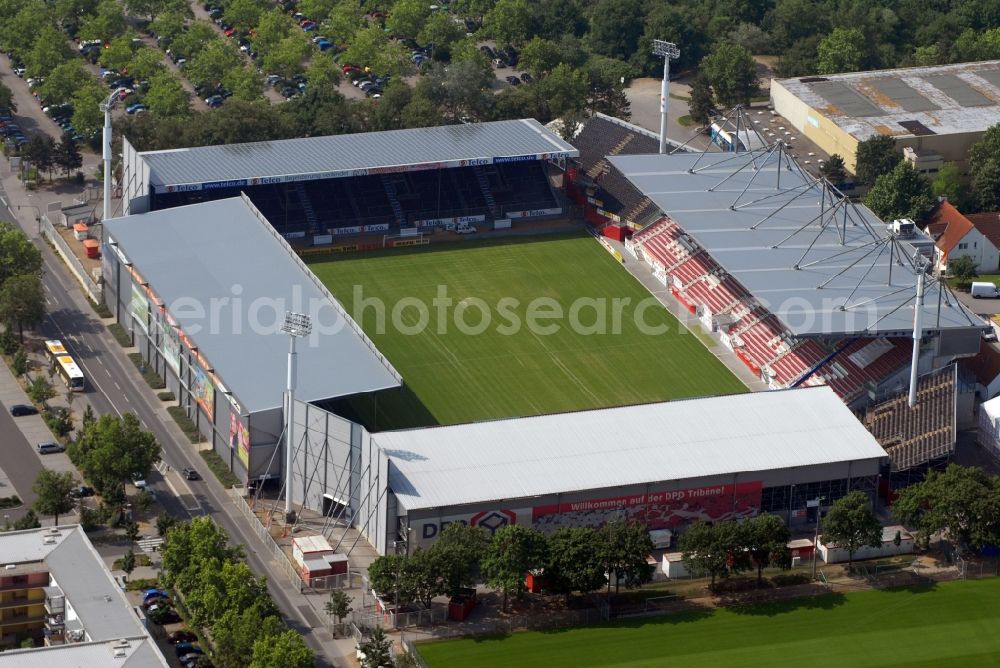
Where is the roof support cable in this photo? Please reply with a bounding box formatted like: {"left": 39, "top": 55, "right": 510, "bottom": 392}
{"left": 750, "top": 179, "right": 822, "bottom": 230}
{"left": 727, "top": 141, "right": 785, "bottom": 208}
{"left": 773, "top": 195, "right": 848, "bottom": 249}
{"left": 816, "top": 237, "right": 890, "bottom": 289}
{"left": 734, "top": 178, "right": 814, "bottom": 212}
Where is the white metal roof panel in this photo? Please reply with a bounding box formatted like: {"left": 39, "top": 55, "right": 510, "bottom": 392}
{"left": 382, "top": 387, "right": 887, "bottom": 511}
{"left": 607, "top": 151, "right": 984, "bottom": 336}
{"left": 139, "top": 119, "right": 578, "bottom": 192}
{"left": 104, "top": 196, "right": 401, "bottom": 413}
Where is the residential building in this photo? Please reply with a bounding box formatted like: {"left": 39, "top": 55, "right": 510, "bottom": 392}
{"left": 925, "top": 200, "right": 1000, "bottom": 272}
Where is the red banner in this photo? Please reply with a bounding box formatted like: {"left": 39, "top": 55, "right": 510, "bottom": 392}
{"left": 531, "top": 481, "right": 763, "bottom": 532}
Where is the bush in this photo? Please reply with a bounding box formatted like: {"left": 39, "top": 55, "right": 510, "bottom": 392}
{"left": 43, "top": 407, "right": 74, "bottom": 439}
{"left": 27, "top": 375, "right": 55, "bottom": 404}
{"left": 125, "top": 577, "right": 159, "bottom": 591}
{"left": 11, "top": 348, "right": 28, "bottom": 376}
{"left": 134, "top": 489, "right": 155, "bottom": 512}
{"left": 129, "top": 353, "right": 166, "bottom": 389}
{"left": 108, "top": 323, "right": 132, "bottom": 347}
{"left": 156, "top": 511, "right": 178, "bottom": 537}
{"left": 168, "top": 406, "right": 202, "bottom": 443}
{"left": 200, "top": 449, "right": 241, "bottom": 488}
{"left": 78, "top": 504, "right": 100, "bottom": 531}
{"left": 0, "top": 496, "right": 21, "bottom": 509}
{"left": 0, "top": 329, "right": 17, "bottom": 354}
{"left": 114, "top": 552, "right": 152, "bottom": 570}
{"left": 90, "top": 299, "right": 112, "bottom": 318}
{"left": 157, "top": 391, "right": 175, "bottom": 401}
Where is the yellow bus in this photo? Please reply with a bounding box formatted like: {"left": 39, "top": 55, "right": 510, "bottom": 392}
{"left": 44, "top": 340, "right": 85, "bottom": 392}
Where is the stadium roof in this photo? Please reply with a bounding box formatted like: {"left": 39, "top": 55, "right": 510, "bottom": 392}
{"left": 380, "top": 386, "right": 887, "bottom": 511}
{"left": 773, "top": 60, "right": 1000, "bottom": 140}
{"left": 138, "top": 118, "right": 578, "bottom": 194}
{"left": 608, "top": 149, "right": 985, "bottom": 336}
{"left": 104, "top": 196, "right": 401, "bottom": 413}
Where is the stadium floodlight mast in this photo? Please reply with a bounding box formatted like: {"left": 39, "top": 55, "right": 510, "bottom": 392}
{"left": 100, "top": 87, "right": 128, "bottom": 223}
{"left": 281, "top": 311, "right": 312, "bottom": 521}
{"left": 652, "top": 39, "right": 681, "bottom": 155}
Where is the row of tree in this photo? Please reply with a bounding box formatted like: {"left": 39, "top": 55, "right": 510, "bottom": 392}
{"left": 160, "top": 516, "right": 314, "bottom": 668}
{"left": 368, "top": 520, "right": 655, "bottom": 613}
{"left": 0, "top": 221, "right": 44, "bottom": 344}
{"left": 20, "top": 133, "right": 83, "bottom": 180}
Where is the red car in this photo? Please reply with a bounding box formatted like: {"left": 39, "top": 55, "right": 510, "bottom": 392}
{"left": 342, "top": 65, "right": 360, "bottom": 73}
{"left": 168, "top": 630, "right": 197, "bottom": 644}
{"left": 224, "top": 27, "right": 238, "bottom": 37}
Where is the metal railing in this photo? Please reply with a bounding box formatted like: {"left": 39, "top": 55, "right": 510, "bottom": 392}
{"left": 228, "top": 487, "right": 306, "bottom": 592}
{"left": 40, "top": 215, "right": 101, "bottom": 303}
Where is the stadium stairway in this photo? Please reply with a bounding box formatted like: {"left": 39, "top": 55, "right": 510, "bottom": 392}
{"left": 293, "top": 182, "right": 319, "bottom": 233}
{"left": 380, "top": 174, "right": 407, "bottom": 225}
{"left": 473, "top": 166, "right": 498, "bottom": 214}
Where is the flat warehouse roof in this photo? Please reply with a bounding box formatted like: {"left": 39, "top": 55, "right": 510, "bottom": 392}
{"left": 774, "top": 60, "right": 1000, "bottom": 140}
{"left": 104, "top": 196, "right": 401, "bottom": 413}
{"left": 607, "top": 151, "right": 983, "bottom": 336}
{"left": 139, "top": 119, "right": 578, "bottom": 193}
{"left": 381, "top": 386, "right": 887, "bottom": 511}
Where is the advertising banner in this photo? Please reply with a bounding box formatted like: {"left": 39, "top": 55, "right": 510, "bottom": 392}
{"left": 191, "top": 364, "right": 215, "bottom": 418}
{"left": 130, "top": 283, "right": 148, "bottom": 333}
{"left": 230, "top": 413, "right": 251, "bottom": 468}
{"left": 413, "top": 507, "right": 533, "bottom": 550}
{"left": 162, "top": 321, "right": 180, "bottom": 375}
{"left": 531, "top": 481, "right": 763, "bottom": 533}
{"left": 101, "top": 242, "right": 114, "bottom": 285}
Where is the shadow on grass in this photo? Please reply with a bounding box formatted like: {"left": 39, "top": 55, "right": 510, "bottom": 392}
{"left": 726, "top": 590, "right": 847, "bottom": 616}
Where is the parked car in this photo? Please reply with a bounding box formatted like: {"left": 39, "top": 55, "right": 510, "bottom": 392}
{"left": 143, "top": 595, "right": 171, "bottom": 609}
{"left": 149, "top": 607, "right": 181, "bottom": 625}
{"left": 505, "top": 75, "right": 520, "bottom": 86}
{"left": 174, "top": 642, "right": 201, "bottom": 657}
{"left": 131, "top": 473, "right": 147, "bottom": 489}
{"left": 520, "top": 72, "right": 533, "bottom": 83}
{"left": 316, "top": 39, "right": 333, "bottom": 51}
{"left": 9, "top": 404, "right": 37, "bottom": 416}
{"left": 142, "top": 588, "right": 169, "bottom": 602}
{"left": 37, "top": 442, "right": 64, "bottom": 454}
{"left": 168, "top": 630, "right": 197, "bottom": 644}
{"left": 125, "top": 103, "right": 146, "bottom": 114}
{"left": 204, "top": 95, "right": 224, "bottom": 107}
{"left": 181, "top": 468, "right": 200, "bottom": 481}
{"left": 492, "top": 58, "right": 506, "bottom": 68}
{"left": 69, "top": 485, "right": 94, "bottom": 498}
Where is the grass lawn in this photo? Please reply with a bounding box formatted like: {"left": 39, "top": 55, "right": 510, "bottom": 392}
{"left": 309, "top": 234, "right": 744, "bottom": 428}
{"left": 417, "top": 579, "right": 1000, "bottom": 668}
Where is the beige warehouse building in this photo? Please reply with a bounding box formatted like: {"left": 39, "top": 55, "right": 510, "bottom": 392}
{"left": 771, "top": 60, "right": 1000, "bottom": 175}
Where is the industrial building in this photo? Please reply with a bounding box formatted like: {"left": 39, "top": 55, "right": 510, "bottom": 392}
{"left": 770, "top": 60, "right": 1000, "bottom": 173}
{"left": 285, "top": 387, "right": 888, "bottom": 555}
{"left": 0, "top": 525, "right": 168, "bottom": 666}
{"left": 100, "top": 195, "right": 401, "bottom": 481}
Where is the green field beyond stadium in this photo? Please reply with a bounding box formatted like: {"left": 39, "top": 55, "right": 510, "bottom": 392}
{"left": 309, "top": 234, "right": 744, "bottom": 428}
{"left": 416, "top": 579, "right": 1000, "bottom": 668}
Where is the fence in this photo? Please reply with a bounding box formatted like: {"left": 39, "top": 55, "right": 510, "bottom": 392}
{"left": 310, "top": 571, "right": 366, "bottom": 591}
{"left": 41, "top": 215, "right": 101, "bottom": 303}
{"left": 351, "top": 606, "right": 449, "bottom": 631}
{"left": 228, "top": 487, "right": 306, "bottom": 592}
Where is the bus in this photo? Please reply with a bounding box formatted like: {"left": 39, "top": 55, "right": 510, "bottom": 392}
{"left": 44, "top": 340, "right": 85, "bottom": 392}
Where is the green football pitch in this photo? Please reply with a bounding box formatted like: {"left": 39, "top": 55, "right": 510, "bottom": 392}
{"left": 416, "top": 579, "right": 1000, "bottom": 668}
{"left": 308, "top": 234, "right": 744, "bottom": 428}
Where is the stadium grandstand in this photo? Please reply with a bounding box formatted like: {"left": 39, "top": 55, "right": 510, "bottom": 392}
{"left": 119, "top": 119, "right": 577, "bottom": 244}
{"left": 604, "top": 131, "right": 985, "bottom": 416}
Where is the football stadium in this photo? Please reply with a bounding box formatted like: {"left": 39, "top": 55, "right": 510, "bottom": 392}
{"left": 101, "top": 112, "right": 986, "bottom": 558}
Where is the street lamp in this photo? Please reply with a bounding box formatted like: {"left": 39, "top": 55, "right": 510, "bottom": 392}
{"left": 100, "top": 88, "right": 128, "bottom": 223}
{"left": 652, "top": 39, "right": 680, "bottom": 155}
{"left": 281, "top": 312, "right": 311, "bottom": 522}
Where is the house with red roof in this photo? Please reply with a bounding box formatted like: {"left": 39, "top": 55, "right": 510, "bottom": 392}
{"left": 925, "top": 200, "right": 1000, "bottom": 273}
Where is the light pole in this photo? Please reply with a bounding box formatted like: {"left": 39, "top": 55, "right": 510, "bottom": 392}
{"left": 809, "top": 497, "right": 825, "bottom": 580}
{"left": 652, "top": 39, "right": 680, "bottom": 154}
{"left": 281, "top": 311, "right": 311, "bottom": 522}
{"left": 100, "top": 88, "right": 127, "bottom": 223}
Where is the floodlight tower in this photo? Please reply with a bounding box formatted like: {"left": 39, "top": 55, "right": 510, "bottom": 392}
{"left": 908, "top": 259, "right": 926, "bottom": 408}
{"left": 281, "top": 311, "right": 312, "bottom": 521}
{"left": 652, "top": 39, "right": 680, "bottom": 154}
{"left": 100, "top": 87, "right": 127, "bottom": 222}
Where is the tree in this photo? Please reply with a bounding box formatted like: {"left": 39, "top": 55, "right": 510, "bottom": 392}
{"left": 431, "top": 522, "right": 490, "bottom": 594}
{"left": 305, "top": 56, "right": 342, "bottom": 90}
{"left": 546, "top": 527, "right": 606, "bottom": 596}
{"left": 78, "top": 0, "right": 127, "bottom": 42}
{"left": 679, "top": 521, "right": 731, "bottom": 589}
{"left": 481, "top": 524, "right": 548, "bottom": 611}
{"left": 324, "top": 590, "right": 352, "bottom": 625}
{"left": 170, "top": 22, "right": 219, "bottom": 59}
{"left": 224, "top": 0, "right": 267, "bottom": 29}
{"left": 156, "top": 510, "right": 177, "bottom": 536}
{"left": 816, "top": 28, "right": 866, "bottom": 74}
{"left": 536, "top": 62, "right": 588, "bottom": 120}
{"left": 892, "top": 464, "right": 1000, "bottom": 552}
{"left": 249, "top": 629, "right": 314, "bottom": 668}
{"left": 261, "top": 36, "right": 312, "bottom": 80}
{"left": 688, "top": 74, "right": 714, "bottom": 126}
{"left": 948, "top": 255, "right": 978, "bottom": 284}
{"left": 599, "top": 520, "right": 654, "bottom": 596}
{"left": 120, "top": 549, "right": 136, "bottom": 581}
{"left": 125, "top": 0, "right": 192, "bottom": 22}
{"left": 186, "top": 39, "right": 243, "bottom": 89}
{"left": 700, "top": 43, "right": 758, "bottom": 108}
{"left": 854, "top": 134, "right": 900, "bottom": 186}
{"left": 743, "top": 514, "right": 791, "bottom": 586}
{"left": 21, "top": 135, "right": 55, "bottom": 181}
{"left": 931, "top": 163, "right": 970, "bottom": 212}
{"left": 98, "top": 34, "right": 137, "bottom": 72}
{"left": 821, "top": 491, "right": 882, "bottom": 569}
{"left": 968, "top": 124, "right": 1000, "bottom": 212}
{"left": 586, "top": 0, "right": 643, "bottom": 60}
{"left": 386, "top": 0, "right": 430, "bottom": 39}
{"left": 38, "top": 62, "right": 90, "bottom": 107}
{"left": 0, "top": 82, "right": 14, "bottom": 113}
{"left": 417, "top": 11, "right": 466, "bottom": 57}
{"left": 483, "top": 0, "right": 532, "bottom": 47}
{"left": 27, "top": 375, "right": 55, "bottom": 404}
{"left": 520, "top": 37, "right": 562, "bottom": 78}
{"left": 819, "top": 154, "right": 848, "bottom": 185}
{"left": 70, "top": 413, "right": 161, "bottom": 500}
{"left": 31, "top": 469, "right": 75, "bottom": 525}
{"left": 12, "top": 510, "right": 41, "bottom": 530}
{"left": 144, "top": 73, "right": 190, "bottom": 117}
{"left": 25, "top": 26, "right": 72, "bottom": 78}
{"left": 0, "top": 222, "right": 42, "bottom": 285}
{"left": 252, "top": 8, "right": 293, "bottom": 53}
{"left": 185, "top": 560, "right": 272, "bottom": 630}
{"left": 12, "top": 348, "right": 28, "bottom": 376}
{"left": 864, "top": 161, "right": 934, "bottom": 223}
{"left": 54, "top": 133, "right": 83, "bottom": 176}
{"left": 71, "top": 81, "right": 108, "bottom": 138}
{"left": 124, "top": 520, "right": 140, "bottom": 543}
{"left": 357, "top": 626, "right": 392, "bottom": 668}
{"left": 213, "top": 602, "right": 284, "bottom": 668}
{"left": 159, "top": 517, "right": 242, "bottom": 591}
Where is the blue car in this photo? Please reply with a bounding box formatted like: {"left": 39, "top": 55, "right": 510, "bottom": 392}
{"left": 125, "top": 103, "right": 147, "bottom": 114}
{"left": 316, "top": 39, "right": 333, "bottom": 51}
{"left": 142, "top": 588, "right": 169, "bottom": 603}
{"left": 204, "top": 95, "right": 223, "bottom": 108}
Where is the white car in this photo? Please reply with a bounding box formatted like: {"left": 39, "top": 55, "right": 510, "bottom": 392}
{"left": 132, "top": 473, "right": 147, "bottom": 490}
{"left": 455, "top": 225, "right": 477, "bottom": 234}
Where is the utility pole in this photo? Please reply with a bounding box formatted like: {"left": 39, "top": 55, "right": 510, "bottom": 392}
{"left": 652, "top": 40, "right": 680, "bottom": 154}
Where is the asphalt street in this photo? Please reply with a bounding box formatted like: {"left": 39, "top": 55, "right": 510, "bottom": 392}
{"left": 0, "top": 188, "right": 338, "bottom": 666}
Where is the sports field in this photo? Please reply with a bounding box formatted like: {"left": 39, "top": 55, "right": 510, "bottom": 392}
{"left": 308, "top": 234, "right": 744, "bottom": 428}
{"left": 416, "top": 579, "right": 1000, "bottom": 667}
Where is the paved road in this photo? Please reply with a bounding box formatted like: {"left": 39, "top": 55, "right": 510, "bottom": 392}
{"left": 0, "top": 186, "right": 340, "bottom": 666}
